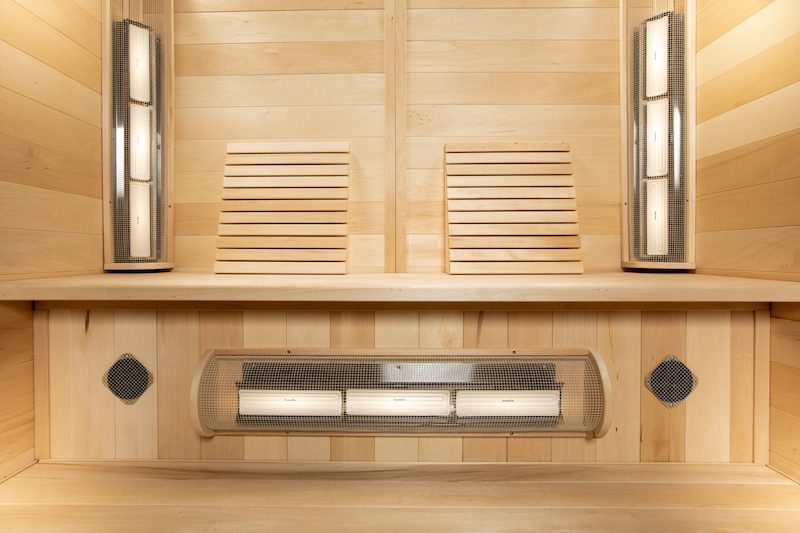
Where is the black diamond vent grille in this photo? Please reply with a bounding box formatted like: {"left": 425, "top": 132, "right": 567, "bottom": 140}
{"left": 645, "top": 356, "right": 697, "bottom": 407}
{"left": 103, "top": 354, "right": 153, "bottom": 404}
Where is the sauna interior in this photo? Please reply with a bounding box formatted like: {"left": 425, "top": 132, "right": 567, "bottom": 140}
{"left": 1, "top": 0, "right": 800, "bottom": 531}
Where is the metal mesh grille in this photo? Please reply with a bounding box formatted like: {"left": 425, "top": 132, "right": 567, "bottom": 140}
{"left": 103, "top": 353, "right": 153, "bottom": 405}
{"left": 197, "top": 352, "right": 605, "bottom": 434}
{"left": 110, "top": 0, "right": 169, "bottom": 264}
{"left": 627, "top": 1, "right": 688, "bottom": 263}
{"left": 645, "top": 356, "right": 698, "bottom": 407}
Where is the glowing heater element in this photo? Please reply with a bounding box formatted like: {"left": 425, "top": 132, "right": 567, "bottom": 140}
{"left": 456, "top": 390, "right": 560, "bottom": 417}
{"left": 129, "top": 180, "right": 152, "bottom": 258}
{"left": 646, "top": 98, "right": 669, "bottom": 177}
{"left": 645, "top": 178, "right": 669, "bottom": 256}
{"left": 645, "top": 15, "right": 669, "bottom": 98}
{"left": 346, "top": 390, "right": 452, "bottom": 416}
{"left": 128, "top": 24, "right": 151, "bottom": 103}
{"left": 238, "top": 390, "right": 342, "bottom": 416}
{"left": 129, "top": 103, "right": 151, "bottom": 182}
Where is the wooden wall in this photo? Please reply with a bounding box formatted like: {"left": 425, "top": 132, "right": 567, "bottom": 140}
{"left": 769, "top": 303, "right": 800, "bottom": 482}
{"left": 172, "top": 1, "right": 621, "bottom": 273}
{"left": 0, "top": 303, "right": 34, "bottom": 481}
{"left": 0, "top": 0, "right": 103, "bottom": 280}
{"left": 695, "top": 0, "right": 800, "bottom": 280}
{"left": 172, "top": 0, "right": 387, "bottom": 273}
{"left": 38, "top": 305, "right": 767, "bottom": 463}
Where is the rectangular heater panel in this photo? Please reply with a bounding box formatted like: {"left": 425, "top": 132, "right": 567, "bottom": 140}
{"left": 238, "top": 390, "right": 343, "bottom": 416}
{"left": 128, "top": 23, "right": 150, "bottom": 103}
{"left": 456, "top": 390, "right": 560, "bottom": 417}
{"left": 645, "top": 178, "right": 669, "bottom": 255}
{"left": 646, "top": 98, "right": 669, "bottom": 177}
{"left": 129, "top": 180, "right": 151, "bottom": 258}
{"left": 346, "top": 390, "right": 453, "bottom": 416}
{"left": 645, "top": 15, "right": 669, "bottom": 98}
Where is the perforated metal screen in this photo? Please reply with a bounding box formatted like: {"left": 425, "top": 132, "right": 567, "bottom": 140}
{"left": 110, "top": 1, "right": 168, "bottom": 264}
{"left": 195, "top": 351, "right": 607, "bottom": 434}
{"left": 627, "top": 2, "right": 688, "bottom": 263}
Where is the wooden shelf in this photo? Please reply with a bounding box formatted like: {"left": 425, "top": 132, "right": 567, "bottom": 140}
{"left": 0, "top": 272, "right": 799, "bottom": 302}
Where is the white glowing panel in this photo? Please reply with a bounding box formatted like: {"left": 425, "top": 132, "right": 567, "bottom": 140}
{"left": 129, "top": 180, "right": 152, "bottom": 258}
{"left": 128, "top": 24, "right": 151, "bottom": 103}
{"left": 456, "top": 390, "right": 560, "bottom": 417}
{"left": 645, "top": 15, "right": 669, "bottom": 98}
{"left": 346, "top": 390, "right": 452, "bottom": 416}
{"left": 238, "top": 390, "right": 342, "bottom": 416}
{"left": 129, "top": 104, "right": 151, "bottom": 182}
{"left": 646, "top": 98, "right": 669, "bottom": 177}
{"left": 645, "top": 178, "right": 669, "bottom": 256}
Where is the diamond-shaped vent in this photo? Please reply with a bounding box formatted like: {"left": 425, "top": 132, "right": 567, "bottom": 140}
{"left": 103, "top": 353, "right": 153, "bottom": 404}
{"left": 645, "top": 356, "right": 698, "bottom": 407}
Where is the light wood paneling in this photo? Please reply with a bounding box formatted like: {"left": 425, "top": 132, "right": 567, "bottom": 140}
{"left": 769, "top": 309, "right": 800, "bottom": 481}
{"left": 697, "top": 0, "right": 800, "bottom": 281}
{"left": 41, "top": 306, "right": 757, "bottom": 465}
{"left": 0, "top": 0, "right": 102, "bottom": 281}
{"left": 730, "top": 311, "right": 755, "bottom": 463}
{"left": 0, "top": 302, "right": 34, "bottom": 480}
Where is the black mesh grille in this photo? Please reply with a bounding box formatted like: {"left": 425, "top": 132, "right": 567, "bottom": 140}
{"left": 645, "top": 356, "right": 697, "bottom": 407}
{"left": 103, "top": 354, "right": 153, "bottom": 404}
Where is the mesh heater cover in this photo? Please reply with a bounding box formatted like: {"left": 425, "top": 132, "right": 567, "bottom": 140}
{"left": 191, "top": 349, "right": 611, "bottom": 437}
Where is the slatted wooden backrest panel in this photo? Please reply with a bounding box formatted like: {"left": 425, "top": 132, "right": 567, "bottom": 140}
{"left": 445, "top": 142, "right": 584, "bottom": 275}
{"left": 214, "top": 142, "right": 349, "bottom": 274}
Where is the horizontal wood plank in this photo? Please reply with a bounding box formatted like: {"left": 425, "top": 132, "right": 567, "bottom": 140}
{"left": 449, "top": 223, "right": 578, "bottom": 236}
{"left": 449, "top": 262, "right": 584, "bottom": 274}
{"left": 222, "top": 188, "right": 348, "bottom": 200}
{"left": 216, "top": 249, "right": 347, "bottom": 262}
{"left": 217, "top": 236, "right": 347, "bottom": 249}
{"left": 220, "top": 199, "right": 348, "bottom": 211}
{"left": 215, "top": 261, "right": 347, "bottom": 274}
{"left": 218, "top": 224, "right": 347, "bottom": 236}
{"left": 224, "top": 177, "right": 349, "bottom": 188}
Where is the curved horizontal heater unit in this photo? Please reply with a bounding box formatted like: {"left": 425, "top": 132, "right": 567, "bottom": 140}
{"left": 191, "top": 349, "right": 611, "bottom": 438}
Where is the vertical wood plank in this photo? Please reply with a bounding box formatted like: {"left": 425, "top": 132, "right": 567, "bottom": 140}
{"left": 507, "top": 438, "right": 552, "bottom": 462}
{"left": 463, "top": 311, "right": 508, "bottom": 348}
{"left": 157, "top": 311, "right": 201, "bottom": 460}
{"left": 48, "top": 310, "right": 72, "bottom": 459}
{"left": 419, "top": 437, "right": 462, "bottom": 462}
{"left": 595, "top": 310, "right": 641, "bottom": 462}
{"left": 286, "top": 311, "right": 331, "bottom": 348}
{"left": 641, "top": 311, "right": 686, "bottom": 462}
{"left": 375, "top": 437, "right": 419, "bottom": 462}
{"left": 384, "top": 0, "right": 397, "bottom": 272}
{"left": 418, "top": 310, "right": 463, "bottom": 348}
{"left": 508, "top": 311, "right": 553, "bottom": 461}
{"left": 243, "top": 310, "right": 288, "bottom": 459}
{"left": 113, "top": 310, "right": 158, "bottom": 460}
{"left": 508, "top": 311, "right": 553, "bottom": 347}
{"left": 552, "top": 311, "right": 597, "bottom": 462}
{"left": 463, "top": 437, "right": 507, "bottom": 462}
{"left": 754, "top": 309, "right": 770, "bottom": 464}
{"left": 199, "top": 311, "right": 244, "bottom": 460}
{"left": 331, "top": 436, "right": 375, "bottom": 461}
{"left": 287, "top": 436, "right": 331, "bottom": 461}
{"left": 33, "top": 309, "right": 49, "bottom": 460}
{"left": 242, "top": 310, "right": 286, "bottom": 348}
{"left": 244, "top": 436, "right": 288, "bottom": 461}
{"left": 331, "top": 311, "right": 375, "bottom": 348}
{"left": 375, "top": 310, "right": 419, "bottom": 348}
{"left": 730, "top": 310, "right": 755, "bottom": 463}
{"left": 686, "top": 310, "right": 731, "bottom": 462}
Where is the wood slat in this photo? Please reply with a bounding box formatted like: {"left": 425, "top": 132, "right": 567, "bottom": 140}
{"left": 224, "top": 164, "right": 349, "bottom": 177}
{"left": 447, "top": 175, "right": 574, "bottom": 187}
{"left": 449, "top": 236, "right": 580, "bottom": 249}
{"left": 448, "top": 198, "right": 576, "bottom": 211}
{"left": 446, "top": 163, "right": 572, "bottom": 175}
{"left": 449, "top": 248, "right": 582, "bottom": 261}
{"left": 224, "top": 176, "right": 349, "bottom": 188}
{"left": 449, "top": 262, "right": 583, "bottom": 274}
{"left": 227, "top": 142, "right": 350, "bottom": 154}
{"left": 222, "top": 188, "right": 348, "bottom": 200}
{"left": 219, "top": 212, "right": 347, "bottom": 224}
{"left": 448, "top": 223, "right": 578, "bottom": 236}
{"left": 220, "top": 199, "right": 348, "bottom": 212}
{"left": 226, "top": 153, "right": 350, "bottom": 165}
{"left": 447, "top": 187, "right": 575, "bottom": 199}
{"left": 445, "top": 151, "right": 572, "bottom": 164}
{"left": 217, "top": 236, "right": 346, "bottom": 249}
{"left": 218, "top": 224, "right": 346, "bottom": 237}
{"left": 216, "top": 249, "right": 347, "bottom": 262}
{"left": 447, "top": 211, "right": 577, "bottom": 223}
{"left": 216, "top": 262, "right": 347, "bottom": 274}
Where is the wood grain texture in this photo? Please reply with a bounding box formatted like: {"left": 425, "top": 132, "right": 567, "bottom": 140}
{"left": 730, "top": 311, "right": 755, "bottom": 463}
{"left": 769, "top": 312, "right": 800, "bottom": 479}
{"left": 0, "top": 302, "right": 34, "bottom": 479}
{"left": 640, "top": 312, "right": 686, "bottom": 463}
